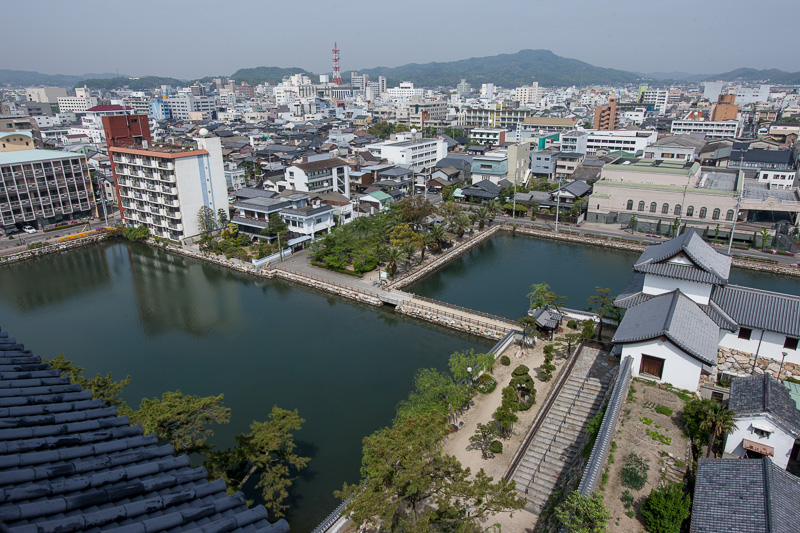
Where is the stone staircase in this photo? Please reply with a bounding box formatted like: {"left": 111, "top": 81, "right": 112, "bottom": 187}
{"left": 510, "top": 347, "right": 617, "bottom": 514}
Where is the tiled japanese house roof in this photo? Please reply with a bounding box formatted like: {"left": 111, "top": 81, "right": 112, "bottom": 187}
{"left": 0, "top": 328, "right": 289, "bottom": 533}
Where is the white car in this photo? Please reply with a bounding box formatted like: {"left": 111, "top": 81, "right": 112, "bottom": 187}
{"left": 22, "top": 225, "right": 37, "bottom": 234}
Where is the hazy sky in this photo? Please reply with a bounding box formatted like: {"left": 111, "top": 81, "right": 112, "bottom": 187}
{"left": 6, "top": 0, "right": 799, "bottom": 79}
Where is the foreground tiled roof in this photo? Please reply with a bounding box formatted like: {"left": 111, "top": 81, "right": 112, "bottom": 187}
{"left": 0, "top": 328, "right": 289, "bottom": 533}
{"left": 692, "top": 457, "right": 800, "bottom": 533}
{"left": 729, "top": 374, "right": 800, "bottom": 437}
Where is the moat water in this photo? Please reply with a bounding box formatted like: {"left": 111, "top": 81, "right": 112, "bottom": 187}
{"left": 407, "top": 232, "right": 800, "bottom": 319}
{"left": 0, "top": 242, "right": 491, "bottom": 531}
{"left": 1, "top": 234, "right": 798, "bottom": 530}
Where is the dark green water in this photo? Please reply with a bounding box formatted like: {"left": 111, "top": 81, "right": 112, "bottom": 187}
{"left": 0, "top": 242, "right": 491, "bottom": 532}
{"left": 407, "top": 233, "right": 800, "bottom": 318}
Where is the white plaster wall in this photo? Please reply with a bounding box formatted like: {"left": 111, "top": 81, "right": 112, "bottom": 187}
{"left": 174, "top": 156, "right": 204, "bottom": 238}
{"left": 719, "top": 330, "right": 800, "bottom": 366}
{"left": 642, "top": 273, "right": 712, "bottom": 304}
{"left": 724, "top": 414, "right": 796, "bottom": 469}
{"left": 622, "top": 339, "right": 704, "bottom": 391}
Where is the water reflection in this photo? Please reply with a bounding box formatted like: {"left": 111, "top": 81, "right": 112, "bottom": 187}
{"left": 0, "top": 246, "right": 111, "bottom": 312}
{"left": 127, "top": 244, "right": 243, "bottom": 337}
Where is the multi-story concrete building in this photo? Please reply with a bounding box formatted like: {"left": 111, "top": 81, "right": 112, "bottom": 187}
{"left": 593, "top": 96, "right": 619, "bottom": 130}
{"left": 224, "top": 162, "right": 247, "bottom": 191}
{"left": 385, "top": 82, "right": 424, "bottom": 102}
{"left": 471, "top": 143, "right": 531, "bottom": 185}
{"left": 560, "top": 130, "right": 588, "bottom": 155}
{"left": 585, "top": 130, "right": 658, "bottom": 156}
{"left": 284, "top": 157, "right": 350, "bottom": 197}
{"left": 25, "top": 87, "right": 67, "bottom": 104}
{"left": 643, "top": 134, "right": 707, "bottom": 162}
{"left": 587, "top": 158, "right": 742, "bottom": 231}
{"left": 366, "top": 135, "right": 447, "bottom": 172}
{"left": 0, "top": 148, "right": 95, "bottom": 233}
{"left": 396, "top": 97, "right": 448, "bottom": 127}
{"left": 458, "top": 104, "right": 530, "bottom": 129}
{"left": 56, "top": 95, "right": 99, "bottom": 113}
{"left": 350, "top": 72, "right": 368, "bottom": 92}
{"left": 166, "top": 95, "right": 216, "bottom": 120}
{"left": 110, "top": 135, "right": 227, "bottom": 241}
{"left": 710, "top": 94, "right": 738, "bottom": 121}
{"left": 0, "top": 116, "right": 43, "bottom": 150}
{"left": 670, "top": 119, "right": 742, "bottom": 139}
{"left": 470, "top": 128, "right": 506, "bottom": 147}
{"left": 638, "top": 87, "right": 669, "bottom": 114}
{"left": 530, "top": 149, "right": 558, "bottom": 177}
{"left": 514, "top": 83, "right": 542, "bottom": 106}
{"left": 555, "top": 153, "right": 584, "bottom": 179}
{"left": 735, "top": 85, "right": 770, "bottom": 105}
{"left": 0, "top": 131, "right": 34, "bottom": 152}
{"left": 457, "top": 79, "right": 471, "bottom": 95}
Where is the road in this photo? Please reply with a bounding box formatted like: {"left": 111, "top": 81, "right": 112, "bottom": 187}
{"left": 0, "top": 212, "right": 118, "bottom": 256}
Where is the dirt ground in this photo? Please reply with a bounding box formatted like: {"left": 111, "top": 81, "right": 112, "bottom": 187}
{"left": 441, "top": 333, "right": 578, "bottom": 532}
{"left": 603, "top": 379, "right": 692, "bottom": 533}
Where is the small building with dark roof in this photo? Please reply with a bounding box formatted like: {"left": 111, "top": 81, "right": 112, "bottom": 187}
{"left": 691, "top": 457, "right": 800, "bottom": 533}
{"left": 724, "top": 374, "right": 800, "bottom": 468}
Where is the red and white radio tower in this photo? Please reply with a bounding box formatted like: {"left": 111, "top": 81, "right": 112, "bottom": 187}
{"left": 331, "top": 42, "right": 342, "bottom": 85}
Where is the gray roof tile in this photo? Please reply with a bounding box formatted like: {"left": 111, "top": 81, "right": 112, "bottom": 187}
{"left": 612, "top": 290, "right": 719, "bottom": 365}
{"left": 712, "top": 284, "right": 800, "bottom": 338}
{"left": 692, "top": 457, "right": 800, "bottom": 533}
{"left": 0, "top": 327, "right": 289, "bottom": 533}
{"left": 634, "top": 228, "right": 731, "bottom": 285}
{"left": 729, "top": 373, "right": 800, "bottom": 436}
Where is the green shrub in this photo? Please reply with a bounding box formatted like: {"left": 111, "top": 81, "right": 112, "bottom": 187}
{"left": 499, "top": 355, "right": 511, "bottom": 366}
{"left": 582, "top": 406, "right": 607, "bottom": 458}
{"left": 475, "top": 374, "right": 497, "bottom": 394}
{"left": 640, "top": 483, "right": 691, "bottom": 533}
{"left": 581, "top": 319, "right": 595, "bottom": 339}
{"left": 655, "top": 405, "right": 673, "bottom": 417}
{"left": 489, "top": 440, "right": 503, "bottom": 454}
{"left": 621, "top": 489, "right": 635, "bottom": 510}
{"left": 621, "top": 453, "right": 649, "bottom": 491}
{"left": 567, "top": 319, "right": 578, "bottom": 329}
{"left": 512, "top": 364, "right": 530, "bottom": 376}
{"left": 640, "top": 417, "right": 653, "bottom": 426}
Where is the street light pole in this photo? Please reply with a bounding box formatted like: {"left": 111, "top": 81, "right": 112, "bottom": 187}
{"left": 555, "top": 175, "right": 563, "bottom": 233}
{"left": 467, "top": 366, "right": 472, "bottom": 387}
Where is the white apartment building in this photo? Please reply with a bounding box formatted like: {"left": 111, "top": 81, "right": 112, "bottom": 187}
{"left": 26, "top": 87, "right": 67, "bottom": 104}
{"left": 560, "top": 130, "right": 588, "bottom": 155}
{"left": 224, "top": 162, "right": 246, "bottom": 191}
{"left": 480, "top": 84, "right": 495, "bottom": 99}
{"left": 385, "top": 82, "right": 424, "bottom": 102}
{"left": 470, "top": 128, "right": 507, "bottom": 147}
{"left": 166, "top": 96, "right": 216, "bottom": 120}
{"left": 670, "top": 120, "right": 742, "bottom": 140}
{"left": 514, "top": 83, "right": 542, "bottom": 106}
{"left": 57, "top": 96, "right": 99, "bottom": 113}
{"left": 585, "top": 130, "right": 658, "bottom": 155}
{"left": 640, "top": 88, "right": 669, "bottom": 114}
{"left": 111, "top": 136, "right": 227, "bottom": 241}
{"left": 284, "top": 158, "right": 350, "bottom": 197}
{"left": 756, "top": 169, "right": 798, "bottom": 189}
{"left": 366, "top": 135, "right": 447, "bottom": 172}
{"left": 735, "top": 85, "right": 771, "bottom": 105}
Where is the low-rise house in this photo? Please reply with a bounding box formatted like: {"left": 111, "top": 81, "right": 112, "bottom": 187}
{"left": 232, "top": 191, "right": 334, "bottom": 241}
{"left": 458, "top": 179, "right": 501, "bottom": 203}
{"left": 725, "top": 374, "right": 800, "bottom": 469}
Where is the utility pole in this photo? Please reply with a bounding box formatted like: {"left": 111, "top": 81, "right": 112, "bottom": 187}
{"left": 555, "top": 175, "right": 563, "bottom": 232}
{"left": 727, "top": 155, "right": 745, "bottom": 254}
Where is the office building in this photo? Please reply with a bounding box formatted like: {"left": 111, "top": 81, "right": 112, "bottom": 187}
{"left": 592, "top": 96, "right": 619, "bottom": 130}
{"left": 0, "top": 148, "right": 95, "bottom": 233}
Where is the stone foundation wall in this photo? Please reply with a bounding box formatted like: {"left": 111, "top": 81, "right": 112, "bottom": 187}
{"left": 717, "top": 347, "right": 800, "bottom": 379}
{"left": 396, "top": 302, "right": 507, "bottom": 341}
{"left": 0, "top": 233, "right": 111, "bottom": 265}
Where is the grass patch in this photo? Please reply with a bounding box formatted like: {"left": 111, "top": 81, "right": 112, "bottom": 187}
{"left": 621, "top": 453, "right": 649, "bottom": 491}
{"left": 655, "top": 405, "right": 674, "bottom": 416}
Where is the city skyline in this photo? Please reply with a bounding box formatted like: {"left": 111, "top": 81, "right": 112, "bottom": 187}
{"left": 4, "top": 0, "right": 800, "bottom": 80}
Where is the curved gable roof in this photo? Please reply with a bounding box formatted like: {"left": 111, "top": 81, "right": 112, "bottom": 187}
{"left": 633, "top": 228, "right": 731, "bottom": 285}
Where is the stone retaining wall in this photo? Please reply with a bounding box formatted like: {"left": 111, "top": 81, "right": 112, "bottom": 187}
{"left": 388, "top": 225, "right": 501, "bottom": 289}
{"left": 717, "top": 347, "right": 800, "bottom": 379}
{"left": 396, "top": 302, "right": 507, "bottom": 341}
{"left": 0, "top": 233, "right": 111, "bottom": 265}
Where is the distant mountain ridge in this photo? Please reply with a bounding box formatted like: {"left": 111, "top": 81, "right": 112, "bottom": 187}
{"left": 357, "top": 49, "right": 644, "bottom": 87}
{"left": 0, "top": 69, "right": 120, "bottom": 87}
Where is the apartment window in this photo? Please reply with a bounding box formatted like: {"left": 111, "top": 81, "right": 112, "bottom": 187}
{"left": 699, "top": 207, "right": 707, "bottom": 219}
{"left": 662, "top": 203, "right": 669, "bottom": 214}
{"left": 674, "top": 204, "right": 681, "bottom": 216}
{"left": 726, "top": 209, "right": 735, "bottom": 221}
{"left": 738, "top": 327, "right": 752, "bottom": 340}
{"left": 638, "top": 201, "right": 645, "bottom": 211}
{"left": 626, "top": 200, "right": 633, "bottom": 210}
{"left": 785, "top": 337, "right": 799, "bottom": 350}
{"left": 649, "top": 202, "right": 657, "bottom": 213}
{"left": 712, "top": 208, "right": 720, "bottom": 220}
{"left": 686, "top": 205, "right": 694, "bottom": 217}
